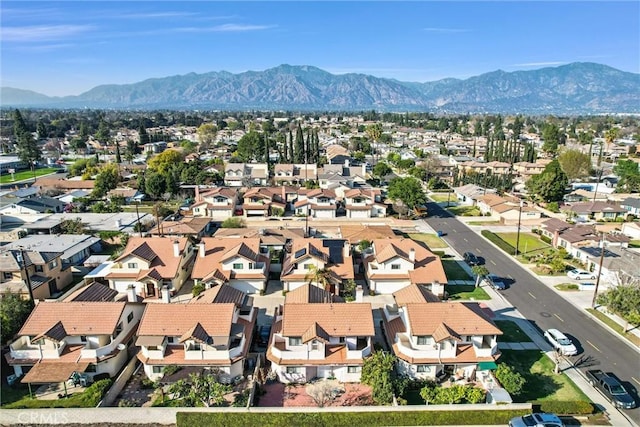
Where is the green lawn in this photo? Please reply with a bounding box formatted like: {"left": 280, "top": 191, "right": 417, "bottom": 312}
{"left": 1, "top": 383, "right": 31, "bottom": 406}
{"left": 447, "top": 206, "right": 481, "bottom": 216}
{"left": 442, "top": 260, "right": 472, "bottom": 281}
{"left": 498, "top": 350, "right": 590, "bottom": 402}
{"left": 407, "top": 233, "right": 448, "bottom": 249}
{"left": 629, "top": 240, "right": 640, "bottom": 248}
{"left": 494, "top": 320, "right": 533, "bottom": 343}
{"left": 494, "top": 232, "right": 550, "bottom": 255}
{"left": 0, "top": 167, "right": 60, "bottom": 184}
{"left": 428, "top": 193, "right": 453, "bottom": 203}
{"left": 554, "top": 283, "right": 580, "bottom": 292}
{"left": 446, "top": 284, "right": 490, "bottom": 300}
{"left": 586, "top": 308, "right": 640, "bottom": 347}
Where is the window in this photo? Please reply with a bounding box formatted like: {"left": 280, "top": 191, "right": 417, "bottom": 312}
{"left": 391, "top": 264, "right": 400, "bottom": 270}
{"left": 148, "top": 346, "right": 159, "bottom": 351}
{"left": 80, "top": 336, "right": 87, "bottom": 342}
{"left": 127, "top": 312, "right": 134, "bottom": 324}
{"left": 347, "top": 366, "right": 360, "bottom": 373}
{"left": 417, "top": 365, "right": 431, "bottom": 373}
{"left": 167, "top": 337, "right": 175, "bottom": 344}
{"left": 152, "top": 366, "right": 163, "bottom": 374}
{"left": 248, "top": 262, "right": 254, "bottom": 269}
{"left": 190, "top": 342, "right": 202, "bottom": 351}
{"left": 86, "top": 364, "right": 97, "bottom": 373}
{"left": 48, "top": 260, "right": 58, "bottom": 269}
{"left": 311, "top": 341, "right": 319, "bottom": 351}
{"left": 127, "top": 262, "right": 138, "bottom": 269}
{"left": 289, "top": 337, "right": 302, "bottom": 346}
{"left": 417, "top": 336, "right": 431, "bottom": 345}
{"left": 113, "top": 322, "right": 123, "bottom": 339}
{"left": 34, "top": 265, "right": 44, "bottom": 273}
{"left": 233, "top": 263, "right": 243, "bottom": 269}
{"left": 3, "top": 272, "right": 12, "bottom": 280}
{"left": 339, "top": 337, "right": 345, "bottom": 344}
{"left": 303, "top": 264, "right": 312, "bottom": 270}
{"left": 286, "top": 367, "right": 301, "bottom": 374}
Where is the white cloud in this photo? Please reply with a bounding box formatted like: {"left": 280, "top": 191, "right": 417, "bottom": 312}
{"left": 114, "top": 11, "right": 200, "bottom": 19}
{"left": 1, "top": 25, "right": 95, "bottom": 42}
{"left": 173, "top": 23, "right": 276, "bottom": 33}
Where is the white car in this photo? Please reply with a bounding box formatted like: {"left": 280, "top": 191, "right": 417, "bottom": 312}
{"left": 544, "top": 328, "right": 578, "bottom": 356}
{"left": 567, "top": 269, "right": 595, "bottom": 280}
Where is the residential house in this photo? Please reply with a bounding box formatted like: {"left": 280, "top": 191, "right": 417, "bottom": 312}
{"left": 453, "top": 184, "right": 493, "bottom": 206}
{"left": 0, "top": 249, "right": 72, "bottom": 299}
{"left": 513, "top": 162, "right": 546, "bottom": 182}
{"left": 280, "top": 238, "right": 354, "bottom": 295}
{"left": 476, "top": 194, "right": 540, "bottom": 225}
{"left": 191, "top": 238, "right": 269, "bottom": 294}
{"left": 343, "top": 188, "right": 387, "bottom": 218}
{"left": 106, "top": 188, "right": 144, "bottom": 203}
{"left": 136, "top": 299, "right": 255, "bottom": 382}
{"left": 5, "top": 234, "right": 102, "bottom": 268}
{"left": 284, "top": 283, "right": 344, "bottom": 304}
{"left": 294, "top": 189, "right": 337, "bottom": 219}
{"left": 364, "top": 238, "right": 447, "bottom": 295}
{"left": 273, "top": 164, "right": 318, "bottom": 185}
{"left": 581, "top": 246, "right": 640, "bottom": 286}
{"left": 7, "top": 301, "right": 143, "bottom": 385}
{"left": 224, "top": 163, "right": 268, "bottom": 187}
{"left": 241, "top": 187, "right": 287, "bottom": 217}
{"left": 191, "top": 187, "right": 237, "bottom": 219}
{"left": 0, "top": 196, "right": 66, "bottom": 214}
{"left": 621, "top": 222, "right": 640, "bottom": 240}
{"left": 382, "top": 302, "right": 502, "bottom": 380}
{"left": 568, "top": 202, "right": 627, "bottom": 222}
{"left": 620, "top": 197, "right": 640, "bottom": 218}
{"left": 338, "top": 224, "right": 396, "bottom": 246}
{"left": 106, "top": 237, "right": 194, "bottom": 299}
{"left": 267, "top": 302, "right": 374, "bottom": 383}
{"left": 149, "top": 217, "right": 212, "bottom": 239}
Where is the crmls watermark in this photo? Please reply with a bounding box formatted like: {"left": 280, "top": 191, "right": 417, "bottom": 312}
{"left": 17, "top": 411, "right": 69, "bottom": 424}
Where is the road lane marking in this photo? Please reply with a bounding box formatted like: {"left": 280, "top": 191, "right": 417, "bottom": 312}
{"left": 632, "top": 377, "right": 640, "bottom": 386}
{"left": 475, "top": 248, "right": 480, "bottom": 252}
{"left": 507, "top": 275, "right": 513, "bottom": 280}
{"left": 528, "top": 292, "right": 537, "bottom": 299}
{"left": 586, "top": 340, "right": 601, "bottom": 352}
{"left": 553, "top": 313, "right": 564, "bottom": 322}
{"left": 464, "top": 238, "right": 468, "bottom": 242}
{"left": 452, "top": 229, "right": 457, "bottom": 233}
{"left": 490, "top": 260, "right": 497, "bottom": 266}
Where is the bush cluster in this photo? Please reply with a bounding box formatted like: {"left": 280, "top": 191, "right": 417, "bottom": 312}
{"left": 534, "top": 400, "right": 594, "bottom": 415}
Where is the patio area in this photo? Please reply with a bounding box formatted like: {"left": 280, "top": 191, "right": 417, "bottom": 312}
{"left": 33, "top": 382, "right": 88, "bottom": 400}
{"left": 257, "top": 380, "right": 373, "bottom": 407}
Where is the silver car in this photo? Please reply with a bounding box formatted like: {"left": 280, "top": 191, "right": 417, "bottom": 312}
{"left": 544, "top": 328, "right": 578, "bottom": 356}
{"left": 509, "top": 413, "right": 564, "bottom": 427}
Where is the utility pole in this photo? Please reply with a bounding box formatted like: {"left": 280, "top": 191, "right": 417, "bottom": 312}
{"left": 17, "top": 247, "right": 35, "bottom": 303}
{"left": 135, "top": 201, "right": 142, "bottom": 237}
{"left": 515, "top": 200, "right": 524, "bottom": 257}
{"left": 591, "top": 233, "right": 606, "bottom": 308}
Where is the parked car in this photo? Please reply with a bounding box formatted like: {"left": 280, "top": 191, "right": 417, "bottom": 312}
{"left": 481, "top": 274, "right": 506, "bottom": 290}
{"left": 463, "top": 252, "right": 479, "bottom": 266}
{"left": 567, "top": 269, "right": 596, "bottom": 280}
{"left": 258, "top": 325, "right": 271, "bottom": 346}
{"left": 543, "top": 328, "right": 578, "bottom": 356}
{"left": 509, "top": 413, "right": 564, "bottom": 427}
{"left": 587, "top": 370, "right": 636, "bottom": 409}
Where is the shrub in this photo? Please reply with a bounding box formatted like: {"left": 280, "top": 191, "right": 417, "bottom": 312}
{"left": 192, "top": 283, "right": 205, "bottom": 297}
{"left": 495, "top": 363, "right": 526, "bottom": 396}
{"left": 163, "top": 365, "right": 181, "bottom": 376}
{"left": 547, "top": 202, "right": 560, "bottom": 213}
{"left": 222, "top": 217, "right": 246, "bottom": 228}
{"left": 271, "top": 207, "right": 285, "bottom": 217}
{"left": 141, "top": 377, "right": 156, "bottom": 389}
{"left": 540, "top": 235, "right": 552, "bottom": 244}
{"left": 535, "top": 400, "right": 594, "bottom": 415}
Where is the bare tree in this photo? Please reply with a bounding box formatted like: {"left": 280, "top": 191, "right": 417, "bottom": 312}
{"left": 306, "top": 381, "right": 340, "bottom": 407}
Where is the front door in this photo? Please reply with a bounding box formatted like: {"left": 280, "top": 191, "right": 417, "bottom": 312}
{"left": 146, "top": 282, "right": 156, "bottom": 297}
{"left": 48, "top": 279, "right": 57, "bottom": 296}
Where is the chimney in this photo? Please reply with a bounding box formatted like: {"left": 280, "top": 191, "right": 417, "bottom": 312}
{"left": 127, "top": 284, "right": 137, "bottom": 303}
{"left": 161, "top": 286, "right": 170, "bottom": 303}
{"left": 195, "top": 185, "right": 200, "bottom": 202}
{"left": 281, "top": 185, "right": 286, "bottom": 203}
{"left": 362, "top": 163, "right": 367, "bottom": 176}
{"left": 409, "top": 248, "right": 416, "bottom": 262}
{"left": 343, "top": 240, "right": 351, "bottom": 258}
{"left": 173, "top": 240, "right": 180, "bottom": 258}
{"left": 199, "top": 243, "right": 206, "bottom": 258}
{"left": 344, "top": 159, "right": 350, "bottom": 167}
{"left": 355, "top": 285, "right": 364, "bottom": 302}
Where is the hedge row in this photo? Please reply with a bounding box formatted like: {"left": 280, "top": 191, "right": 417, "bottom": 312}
{"left": 533, "top": 400, "right": 595, "bottom": 415}
{"left": 481, "top": 230, "right": 515, "bottom": 255}
{"left": 177, "top": 409, "right": 531, "bottom": 427}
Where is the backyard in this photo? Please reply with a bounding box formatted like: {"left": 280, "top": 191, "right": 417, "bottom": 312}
{"left": 498, "top": 350, "right": 589, "bottom": 402}
{"left": 428, "top": 192, "right": 453, "bottom": 203}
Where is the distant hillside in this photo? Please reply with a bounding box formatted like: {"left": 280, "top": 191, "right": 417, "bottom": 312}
{"left": 2, "top": 62, "right": 639, "bottom": 114}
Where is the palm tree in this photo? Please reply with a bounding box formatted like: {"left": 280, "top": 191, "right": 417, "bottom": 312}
{"left": 305, "top": 264, "right": 334, "bottom": 294}
{"left": 604, "top": 128, "right": 619, "bottom": 153}
{"left": 471, "top": 265, "right": 490, "bottom": 288}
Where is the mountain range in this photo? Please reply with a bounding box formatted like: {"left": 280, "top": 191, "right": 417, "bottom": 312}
{"left": 2, "top": 63, "right": 639, "bottom": 114}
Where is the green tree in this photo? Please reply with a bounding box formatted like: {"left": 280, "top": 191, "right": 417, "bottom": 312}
{"left": 93, "top": 164, "right": 120, "bottom": 198}
{"left": 139, "top": 124, "right": 150, "bottom": 146}
{"left": 464, "top": 386, "right": 485, "bottom": 404}
{"left": 236, "top": 131, "right": 263, "bottom": 162}
{"left": 471, "top": 265, "right": 490, "bottom": 287}
{"left": 221, "top": 217, "right": 246, "bottom": 228}
{"left": 197, "top": 123, "right": 218, "bottom": 151}
{"left": 36, "top": 120, "right": 47, "bottom": 140}
{"left": 0, "top": 292, "right": 34, "bottom": 344}
{"left": 305, "top": 264, "right": 334, "bottom": 294}
{"left": 613, "top": 159, "right": 640, "bottom": 192}
{"left": 542, "top": 123, "right": 561, "bottom": 154}
{"left": 557, "top": 149, "right": 592, "bottom": 181}
{"left": 168, "top": 373, "right": 231, "bottom": 407}
{"left": 361, "top": 351, "right": 397, "bottom": 405}
{"left": 147, "top": 150, "right": 184, "bottom": 173}
{"left": 604, "top": 127, "right": 619, "bottom": 152}
{"left": 115, "top": 143, "right": 122, "bottom": 164}
{"left": 366, "top": 123, "right": 383, "bottom": 163}
{"left": 495, "top": 363, "right": 526, "bottom": 396}
{"left": 388, "top": 177, "right": 426, "bottom": 212}
{"left": 373, "top": 162, "right": 392, "bottom": 179}
{"left": 525, "top": 159, "right": 568, "bottom": 203}
{"left": 95, "top": 120, "right": 110, "bottom": 144}
{"left": 145, "top": 171, "right": 166, "bottom": 199}
{"left": 12, "top": 109, "right": 28, "bottom": 140}
{"left": 419, "top": 382, "right": 439, "bottom": 404}
{"left": 16, "top": 131, "right": 42, "bottom": 179}
{"left": 597, "top": 284, "right": 640, "bottom": 332}
{"left": 294, "top": 124, "right": 305, "bottom": 163}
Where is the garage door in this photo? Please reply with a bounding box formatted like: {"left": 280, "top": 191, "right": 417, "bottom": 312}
{"left": 229, "top": 280, "right": 263, "bottom": 294}
{"left": 375, "top": 281, "right": 410, "bottom": 294}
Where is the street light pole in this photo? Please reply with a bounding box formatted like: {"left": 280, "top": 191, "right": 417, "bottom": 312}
{"left": 591, "top": 233, "right": 606, "bottom": 308}
{"left": 515, "top": 200, "right": 524, "bottom": 257}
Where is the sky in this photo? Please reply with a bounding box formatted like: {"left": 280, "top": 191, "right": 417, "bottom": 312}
{"left": 1, "top": 1, "right": 639, "bottom": 97}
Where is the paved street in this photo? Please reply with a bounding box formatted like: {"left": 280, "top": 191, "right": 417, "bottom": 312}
{"left": 423, "top": 201, "right": 640, "bottom": 425}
